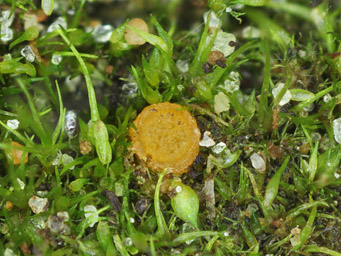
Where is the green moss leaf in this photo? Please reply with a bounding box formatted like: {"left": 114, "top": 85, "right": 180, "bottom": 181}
{"left": 170, "top": 181, "right": 199, "bottom": 229}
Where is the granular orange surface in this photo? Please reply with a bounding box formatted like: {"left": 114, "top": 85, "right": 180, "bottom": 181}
{"left": 129, "top": 102, "right": 201, "bottom": 175}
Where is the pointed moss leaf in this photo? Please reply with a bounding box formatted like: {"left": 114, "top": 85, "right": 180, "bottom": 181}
{"left": 131, "top": 66, "right": 162, "bottom": 104}
{"left": 170, "top": 181, "right": 199, "bottom": 229}
{"left": 42, "top": 0, "right": 54, "bottom": 16}
{"left": 233, "top": 0, "right": 269, "bottom": 6}
{"left": 110, "top": 20, "right": 128, "bottom": 43}
{"left": 0, "top": 60, "right": 36, "bottom": 77}
{"left": 142, "top": 55, "right": 159, "bottom": 87}
{"left": 89, "top": 120, "right": 112, "bottom": 165}
{"left": 97, "top": 221, "right": 115, "bottom": 252}
{"left": 126, "top": 24, "right": 168, "bottom": 53}
{"left": 9, "top": 26, "right": 39, "bottom": 49}
{"left": 69, "top": 178, "right": 89, "bottom": 191}
{"left": 263, "top": 156, "right": 289, "bottom": 208}
{"left": 150, "top": 15, "right": 173, "bottom": 54}
{"left": 289, "top": 89, "right": 315, "bottom": 101}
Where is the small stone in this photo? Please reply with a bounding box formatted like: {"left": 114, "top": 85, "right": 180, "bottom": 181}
{"left": 129, "top": 217, "right": 135, "bottom": 223}
{"left": 210, "top": 31, "right": 236, "bottom": 57}
{"left": 7, "top": 119, "right": 19, "bottom": 130}
{"left": 47, "top": 215, "right": 65, "bottom": 233}
{"left": 84, "top": 205, "right": 98, "bottom": 227}
{"left": 176, "top": 60, "right": 189, "bottom": 73}
{"left": 125, "top": 18, "right": 149, "bottom": 45}
{"left": 224, "top": 231, "right": 229, "bottom": 236}
{"left": 28, "top": 196, "right": 48, "bottom": 214}
{"left": 1, "top": 10, "right": 15, "bottom": 27}
{"left": 199, "top": 131, "right": 216, "bottom": 147}
{"left": 214, "top": 92, "right": 230, "bottom": 114}
{"left": 17, "top": 178, "right": 25, "bottom": 190}
{"left": 323, "top": 93, "right": 332, "bottom": 102}
{"left": 64, "top": 110, "right": 79, "bottom": 138}
{"left": 4, "top": 248, "right": 16, "bottom": 256}
{"left": 272, "top": 82, "right": 291, "bottom": 106}
{"left": 47, "top": 17, "right": 67, "bottom": 33}
{"left": 122, "top": 81, "right": 138, "bottom": 98}
{"left": 241, "top": 26, "right": 260, "bottom": 39}
{"left": 0, "top": 26, "right": 13, "bottom": 42}
{"left": 250, "top": 153, "right": 266, "bottom": 173}
{"left": 92, "top": 25, "right": 114, "bottom": 43}
{"left": 333, "top": 118, "right": 341, "bottom": 144}
{"left": 21, "top": 45, "right": 35, "bottom": 62}
{"left": 57, "top": 211, "right": 69, "bottom": 221}
{"left": 203, "top": 11, "right": 219, "bottom": 28}
{"left": 298, "top": 50, "right": 307, "bottom": 58}
{"left": 212, "top": 142, "right": 227, "bottom": 154}
{"left": 80, "top": 140, "right": 92, "bottom": 154}
{"left": 51, "top": 54, "right": 62, "bottom": 65}
{"left": 124, "top": 237, "right": 133, "bottom": 246}
{"left": 52, "top": 151, "right": 62, "bottom": 166}
{"left": 61, "top": 154, "right": 75, "bottom": 170}
{"left": 222, "top": 71, "right": 240, "bottom": 93}
{"left": 225, "top": 7, "right": 232, "bottom": 12}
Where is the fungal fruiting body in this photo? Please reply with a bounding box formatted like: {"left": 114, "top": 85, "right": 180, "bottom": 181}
{"left": 129, "top": 102, "right": 201, "bottom": 175}
{"left": 125, "top": 18, "right": 149, "bottom": 45}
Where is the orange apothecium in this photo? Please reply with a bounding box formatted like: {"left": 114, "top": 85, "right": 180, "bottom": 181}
{"left": 129, "top": 102, "right": 201, "bottom": 175}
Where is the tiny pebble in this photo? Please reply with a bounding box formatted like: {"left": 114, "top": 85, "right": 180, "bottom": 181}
{"left": 175, "top": 186, "right": 182, "bottom": 193}
{"left": 333, "top": 118, "right": 341, "bottom": 144}
{"left": 272, "top": 83, "right": 291, "bottom": 106}
{"left": 7, "top": 119, "right": 19, "bottom": 130}
{"left": 51, "top": 54, "right": 62, "bottom": 65}
{"left": 212, "top": 142, "right": 227, "bottom": 154}
{"left": 28, "top": 196, "right": 48, "bottom": 214}
{"left": 21, "top": 45, "right": 36, "bottom": 62}
{"left": 199, "top": 131, "right": 216, "bottom": 147}
{"left": 84, "top": 205, "right": 98, "bottom": 227}
{"left": 250, "top": 153, "right": 266, "bottom": 173}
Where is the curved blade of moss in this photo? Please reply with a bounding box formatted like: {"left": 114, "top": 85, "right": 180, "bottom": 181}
{"left": 0, "top": 60, "right": 36, "bottom": 77}
{"left": 9, "top": 26, "right": 39, "bottom": 50}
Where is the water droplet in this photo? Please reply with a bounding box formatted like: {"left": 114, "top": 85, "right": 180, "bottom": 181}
{"left": 21, "top": 45, "right": 35, "bottom": 62}
{"left": 47, "top": 17, "right": 67, "bottom": 33}
{"left": 92, "top": 25, "right": 113, "bottom": 43}
{"left": 333, "top": 118, "right": 341, "bottom": 144}
{"left": 129, "top": 217, "right": 135, "bottom": 223}
{"left": 175, "top": 186, "right": 182, "bottom": 193}
{"left": 51, "top": 54, "right": 62, "bottom": 65}
{"left": 272, "top": 82, "right": 292, "bottom": 106}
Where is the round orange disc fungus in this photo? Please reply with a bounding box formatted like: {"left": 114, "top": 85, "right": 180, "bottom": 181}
{"left": 7, "top": 141, "right": 28, "bottom": 165}
{"left": 129, "top": 102, "right": 201, "bottom": 175}
{"left": 125, "top": 18, "right": 149, "bottom": 46}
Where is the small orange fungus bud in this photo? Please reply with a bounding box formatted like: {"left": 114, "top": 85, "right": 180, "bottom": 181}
{"left": 129, "top": 103, "right": 201, "bottom": 175}
{"left": 125, "top": 18, "right": 149, "bottom": 45}
{"left": 8, "top": 141, "right": 28, "bottom": 165}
